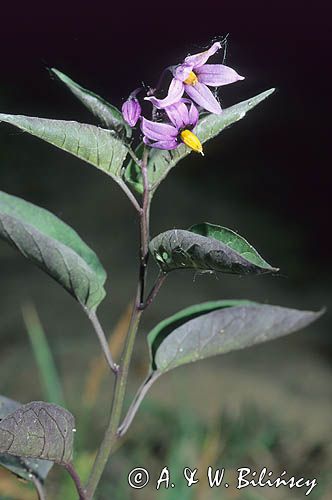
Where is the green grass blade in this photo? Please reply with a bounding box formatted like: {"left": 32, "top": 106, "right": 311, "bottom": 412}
{"left": 22, "top": 302, "right": 65, "bottom": 407}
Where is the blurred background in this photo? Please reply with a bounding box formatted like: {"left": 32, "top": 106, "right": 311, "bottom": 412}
{"left": 0, "top": 0, "right": 331, "bottom": 498}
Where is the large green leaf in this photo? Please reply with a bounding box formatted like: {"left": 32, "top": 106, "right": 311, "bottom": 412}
{"left": 148, "top": 303, "right": 322, "bottom": 373}
{"left": 119, "top": 301, "right": 321, "bottom": 435}
{"left": 125, "top": 88, "right": 275, "bottom": 194}
{"left": 0, "top": 191, "right": 106, "bottom": 310}
{"left": 0, "top": 396, "right": 53, "bottom": 482}
{"left": 51, "top": 68, "right": 131, "bottom": 138}
{"left": 0, "top": 401, "right": 75, "bottom": 465}
{"left": 149, "top": 224, "right": 278, "bottom": 275}
{"left": 0, "top": 113, "right": 128, "bottom": 188}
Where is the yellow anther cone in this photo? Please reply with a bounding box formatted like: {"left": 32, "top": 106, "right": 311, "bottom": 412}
{"left": 184, "top": 71, "right": 199, "bottom": 86}
{"left": 180, "top": 129, "right": 204, "bottom": 155}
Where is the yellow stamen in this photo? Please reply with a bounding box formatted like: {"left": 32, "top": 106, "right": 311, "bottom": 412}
{"left": 184, "top": 71, "right": 198, "bottom": 86}
{"left": 180, "top": 129, "right": 204, "bottom": 155}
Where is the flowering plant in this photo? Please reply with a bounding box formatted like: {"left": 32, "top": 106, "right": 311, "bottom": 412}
{"left": 0, "top": 41, "right": 322, "bottom": 499}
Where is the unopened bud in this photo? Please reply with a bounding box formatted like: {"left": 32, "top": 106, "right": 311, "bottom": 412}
{"left": 122, "top": 98, "right": 141, "bottom": 127}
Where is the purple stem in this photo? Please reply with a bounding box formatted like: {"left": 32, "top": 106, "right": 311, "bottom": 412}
{"left": 64, "top": 462, "right": 87, "bottom": 500}
{"left": 140, "top": 272, "right": 167, "bottom": 310}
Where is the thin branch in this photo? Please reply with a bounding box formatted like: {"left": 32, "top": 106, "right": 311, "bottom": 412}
{"left": 30, "top": 475, "right": 46, "bottom": 500}
{"left": 140, "top": 272, "right": 167, "bottom": 310}
{"left": 125, "top": 144, "right": 142, "bottom": 168}
{"left": 87, "top": 311, "right": 119, "bottom": 375}
{"left": 117, "top": 371, "right": 160, "bottom": 437}
{"left": 64, "top": 462, "right": 87, "bottom": 500}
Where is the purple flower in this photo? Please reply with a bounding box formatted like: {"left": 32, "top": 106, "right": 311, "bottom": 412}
{"left": 122, "top": 94, "right": 141, "bottom": 127}
{"left": 141, "top": 100, "right": 204, "bottom": 154}
{"left": 146, "top": 42, "right": 244, "bottom": 114}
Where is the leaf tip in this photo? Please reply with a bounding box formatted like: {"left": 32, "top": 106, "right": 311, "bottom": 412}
{"left": 316, "top": 306, "right": 327, "bottom": 318}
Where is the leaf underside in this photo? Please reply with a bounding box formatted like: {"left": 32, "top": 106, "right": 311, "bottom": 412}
{"left": 0, "top": 401, "right": 75, "bottom": 465}
{"left": 148, "top": 300, "right": 256, "bottom": 369}
{"left": 0, "top": 396, "right": 53, "bottom": 482}
{"left": 0, "top": 191, "right": 106, "bottom": 310}
{"left": 149, "top": 226, "right": 278, "bottom": 275}
{"left": 150, "top": 303, "right": 322, "bottom": 373}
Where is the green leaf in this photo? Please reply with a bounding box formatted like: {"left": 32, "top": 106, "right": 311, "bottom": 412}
{"left": 0, "top": 113, "right": 128, "bottom": 188}
{"left": 0, "top": 396, "right": 53, "bottom": 482}
{"left": 191, "top": 222, "right": 277, "bottom": 269}
{"left": 149, "top": 224, "right": 278, "bottom": 275}
{"left": 148, "top": 300, "right": 255, "bottom": 369}
{"left": 51, "top": 68, "right": 131, "bottom": 138}
{"left": 0, "top": 191, "right": 106, "bottom": 311}
{"left": 148, "top": 303, "right": 322, "bottom": 373}
{"left": 0, "top": 401, "right": 75, "bottom": 465}
{"left": 125, "top": 88, "right": 275, "bottom": 193}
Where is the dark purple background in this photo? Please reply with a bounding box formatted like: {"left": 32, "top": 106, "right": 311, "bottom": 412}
{"left": 0, "top": 0, "right": 330, "bottom": 270}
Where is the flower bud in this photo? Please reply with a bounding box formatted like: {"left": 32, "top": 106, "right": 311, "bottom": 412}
{"left": 122, "top": 98, "right": 141, "bottom": 127}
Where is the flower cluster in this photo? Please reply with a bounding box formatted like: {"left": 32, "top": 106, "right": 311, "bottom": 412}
{"left": 122, "top": 42, "right": 244, "bottom": 155}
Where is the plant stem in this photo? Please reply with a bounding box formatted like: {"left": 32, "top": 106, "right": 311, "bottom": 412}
{"left": 139, "top": 147, "right": 150, "bottom": 304}
{"left": 64, "top": 462, "right": 87, "bottom": 500}
{"left": 30, "top": 474, "right": 46, "bottom": 500}
{"left": 85, "top": 293, "right": 143, "bottom": 498}
{"left": 140, "top": 272, "right": 167, "bottom": 310}
{"left": 87, "top": 311, "right": 119, "bottom": 375}
{"left": 126, "top": 144, "right": 141, "bottom": 169}
{"left": 85, "top": 147, "right": 153, "bottom": 499}
{"left": 117, "top": 371, "right": 160, "bottom": 437}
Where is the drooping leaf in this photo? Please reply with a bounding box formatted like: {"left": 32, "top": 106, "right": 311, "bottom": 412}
{"left": 0, "top": 401, "right": 75, "bottom": 465}
{"left": 0, "top": 191, "right": 106, "bottom": 311}
{"left": 125, "top": 88, "right": 275, "bottom": 193}
{"left": 149, "top": 225, "right": 278, "bottom": 275}
{"left": 0, "top": 396, "right": 53, "bottom": 482}
{"left": 0, "top": 113, "right": 128, "bottom": 188}
{"left": 148, "top": 303, "right": 322, "bottom": 373}
{"left": 51, "top": 68, "right": 131, "bottom": 138}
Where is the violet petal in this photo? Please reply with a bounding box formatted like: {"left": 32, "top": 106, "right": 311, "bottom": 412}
{"left": 196, "top": 64, "right": 244, "bottom": 87}
{"left": 145, "top": 78, "right": 184, "bottom": 109}
{"left": 165, "top": 101, "right": 189, "bottom": 129}
{"left": 174, "top": 63, "right": 193, "bottom": 82}
{"left": 188, "top": 102, "right": 199, "bottom": 127}
{"left": 143, "top": 137, "right": 178, "bottom": 150}
{"left": 141, "top": 117, "right": 178, "bottom": 141}
{"left": 184, "top": 42, "right": 221, "bottom": 69}
{"left": 185, "top": 82, "right": 222, "bottom": 114}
